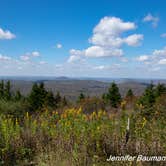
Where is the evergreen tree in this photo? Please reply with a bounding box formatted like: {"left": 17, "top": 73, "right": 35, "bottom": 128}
{"left": 78, "top": 92, "right": 85, "bottom": 103}
{"left": 15, "top": 90, "right": 22, "bottom": 101}
{"left": 0, "top": 80, "right": 4, "bottom": 99}
{"left": 55, "top": 92, "right": 61, "bottom": 104}
{"left": 38, "top": 82, "right": 47, "bottom": 106}
{"left": 106, "top": 82, "right": 121, "bottom": 108}
{"left": 4, "top": 81, "right": 11, "bottom": 100}
{"left": 139, "top": 83, "right": 155, "bottom": 108}
{"left": 28, "top": 83, "right": 42, "bottom": 111}
{"left": 62, "top": 96, "right": 68, "bottom": 106}
{"left": 138, "top": 83, "right": 157, "bottom": 118}
{"left": 155, "top": 83, "right": 166, "bottom": 97}
{"left": 126, "top": 89, "right": 134, "bottom": 98}
{"left": 44, "top": 91, "right": 56, "bottom": 107}
{"left": 102, "top": 93, "right": 107, "bottom": 101}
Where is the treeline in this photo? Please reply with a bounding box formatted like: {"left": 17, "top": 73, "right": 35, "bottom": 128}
{"left": 0, "top": 81, "right": 68, "bottom": 117}
{"left": 0, "top": 80, "right": 166, "bottom": 119}
{"left": 28, "top": 82, "right": 67, "bottom": 111}
{"left": 77, "top": 82, "right": 166, "bottom": 117}
{"left": 0, "top": 80, "right": 17, "bottom": 101}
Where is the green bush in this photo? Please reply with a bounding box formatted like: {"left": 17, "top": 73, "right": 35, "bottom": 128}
{"left": 0, "top": 100, "right": 29, "bottom": 118}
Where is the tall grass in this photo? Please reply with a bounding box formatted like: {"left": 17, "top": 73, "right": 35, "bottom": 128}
{"left": 0, "top": 108, "right": 165, "bottom": 165}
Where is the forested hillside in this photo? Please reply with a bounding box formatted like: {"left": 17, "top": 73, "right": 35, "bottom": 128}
{"left": 2, "top": 79, "right": 148, "bottom": 101}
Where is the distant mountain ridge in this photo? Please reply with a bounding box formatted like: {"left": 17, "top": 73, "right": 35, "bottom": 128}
{"left": 1, "top": 77, "right": 166, "bottom": 101}
{"left": 1, "top": 76, "right": 166, "bottom": 84}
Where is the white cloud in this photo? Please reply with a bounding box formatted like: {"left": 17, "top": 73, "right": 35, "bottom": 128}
{"left": 161, "top": 33, "right": 166, "bottom": 38}
{"left": 32, "top": 51, "right": 40, "bottom": 57}
{"left": 68, "top": 46, "right": 123, "bottom": 60}
{"left": 70, "top": 49, "right": 84, "bottom": 56}
{"left": 68, "top": 16, "right": 143, "bottom": 62}
{"left": 0, "top": 52, "right": 53, "bottom": 76}
{"left": 85, "top": 46, "right": 123, "bottom": 58}
{"left": 158, "top": 59, "right": 166, "bottom": 65}
{"left": 39, "top": 61, "right": 47, "bottom": 65}
{"left": 143, "top": 13, "right": 159, "bottom": 27}
{"left": 20, "top": 51, "right": 41, "bottom": 61}
{"left": 0, "top": 28, "right": 16, "bottom": 39}
{"left": 136, "top": 55, "right": 149, "bottom": 62}
{"left": 56, "top": 43, "right": 62, "bottom": 49}
{"left": 67, "top": 49, "right": 84, "bottom": 63}
{"left": 68, "top": 55, "right": 80, "bottom": 63}
{"left": 120, "top": 57, "right": 128, "bottom": 62}
{"left": 124, "top": 34, "right": 143, "bottom": 46}
{"left": 93, "top": 16, "right": 136, "bottom": 37}
{"left": 20, "top": 55, "right": 30, "bottom": 61}
{"left": 93, "top": 65, "right": 106, "bottom": 70}
{"left": 93, "top": 64, "right": 121, "bottom": 70}
{"left": 136, "top": 47, "right": 166, "bottom": 68}
{"left": 153, "top": 47, "right": 166, "bottom": 56}
{"left": 89, "top": 16, "right": 142, "bottom": 47}
{"left": 0, "top": 54, "right": 11, "bottom": 61}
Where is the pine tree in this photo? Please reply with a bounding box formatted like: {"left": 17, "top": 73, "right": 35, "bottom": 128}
{"left": 15, "top": 90, "right": 22, "bottom": 101}
{"left": 102, "top": 93, "right": 107, "bottom": 101}
{"left": 4, "top": 80, "right": 12, "bottom": 100}
{"left": 126, "top": 89, "right": 134, "bottom": 98}
{"left": 0, "top": 80, "right": 4, "bottom": 99}
{"left": 55, "top": 91, "right": 61, "bottom": 107}
{"left": 139, "top": 83, "right": 155, "bottom": 108}
{"left": 106, "top": 82, "right": 121, "bottom": 108}
{"left": 62, "top": 96, "right": 68, "bottom": 106}
{"left": 44, "top": 91, "right": 56, "bottom": 107}
{"left": 28, "top": 83, "right": 42, "bottom": 111}
{"left": 155, "top": 83, "right": 166, "bottom": 97}
{"left": 78, "top": 92, "right": 85, "bottom": 103}
{"left": 38, "top": 82, "right": 47, "bottom": 106}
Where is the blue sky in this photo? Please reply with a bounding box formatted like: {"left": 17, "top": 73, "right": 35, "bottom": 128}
{"left": 0, "top": 0, "right": 166, "bottom": 78}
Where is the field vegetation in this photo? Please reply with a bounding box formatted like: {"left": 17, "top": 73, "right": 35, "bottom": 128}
{"left": 0, "top": 80, "right": 166, "bottom": 165}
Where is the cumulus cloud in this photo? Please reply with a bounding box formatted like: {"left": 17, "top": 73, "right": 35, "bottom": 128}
{"left": 124, "top": 34, "right": 143, "bottom": 46}
{"left": 67, "top": 49, "right": 84, "bottom": 63}
{"left": 68, "top": 16, "right": 143, "bottom": 62}
{"left": 136, "top": 47, "right": 166, "bottom": 67}
{"left": 136, "top": 55, "right": 149, "bottom": 62}
{"left": 20, "top": 55, "right": 30, "bottom": 61}
{"left": 68, "top": 46, "right": 123, "bottom": 62}
{"left": 0, "top": 51, "right": 50, "bottom": 76}
{"left": 158, "top": 59, "right": 166, "bottom": 65}
{"left": 39, "top": 61, "right": 47, "bottom": 65}
{"left": 0, "top": 28, "right": 16, "bottom": 39}
{"left": 20, "top": 51, "right": 40, "bottom": 61}
{"left": 0, "top": 54, "right": 11, "bottom": 61}
{"left": 120, "top": 57, "right": 128, "bottom": 62}
{"left": 32, "top": 51, "right": 40, "bottom": 57}
{"left": 89, "top": 16, "right": 142, "bottom": 47}
{"left": 143, "top": 13, "right": 159, "bottom": 27}
{"left": 85, "top": 46, "right": 123, "bottom": 58}
{"left": 93, "top": 64, "right": 121, "bottom": 70}
{"left": 153, "top": 47, "right": 166, "bottom": 56}
{"left": 93, "top": 65, "right": 106, "bottom": 70}
{"left": 56, "top": 43, "right": 62, "bottom": 49}
{"left": 68, "top": 55, "right": 80, "bottom": 63}
{"left": 161, "top": 33, "right": 166, "bottom": 38}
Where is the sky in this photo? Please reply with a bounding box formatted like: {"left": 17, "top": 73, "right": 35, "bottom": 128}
{"left": 0, "top": 0, "right": 166, "bottom": 78}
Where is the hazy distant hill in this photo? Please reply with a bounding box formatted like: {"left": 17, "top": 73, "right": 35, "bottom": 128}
{"left": 1, "top": 77, "right": 165, "bottom": 101}
{"left": 4, "top": 79, "right": 149, "bottom": 101}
